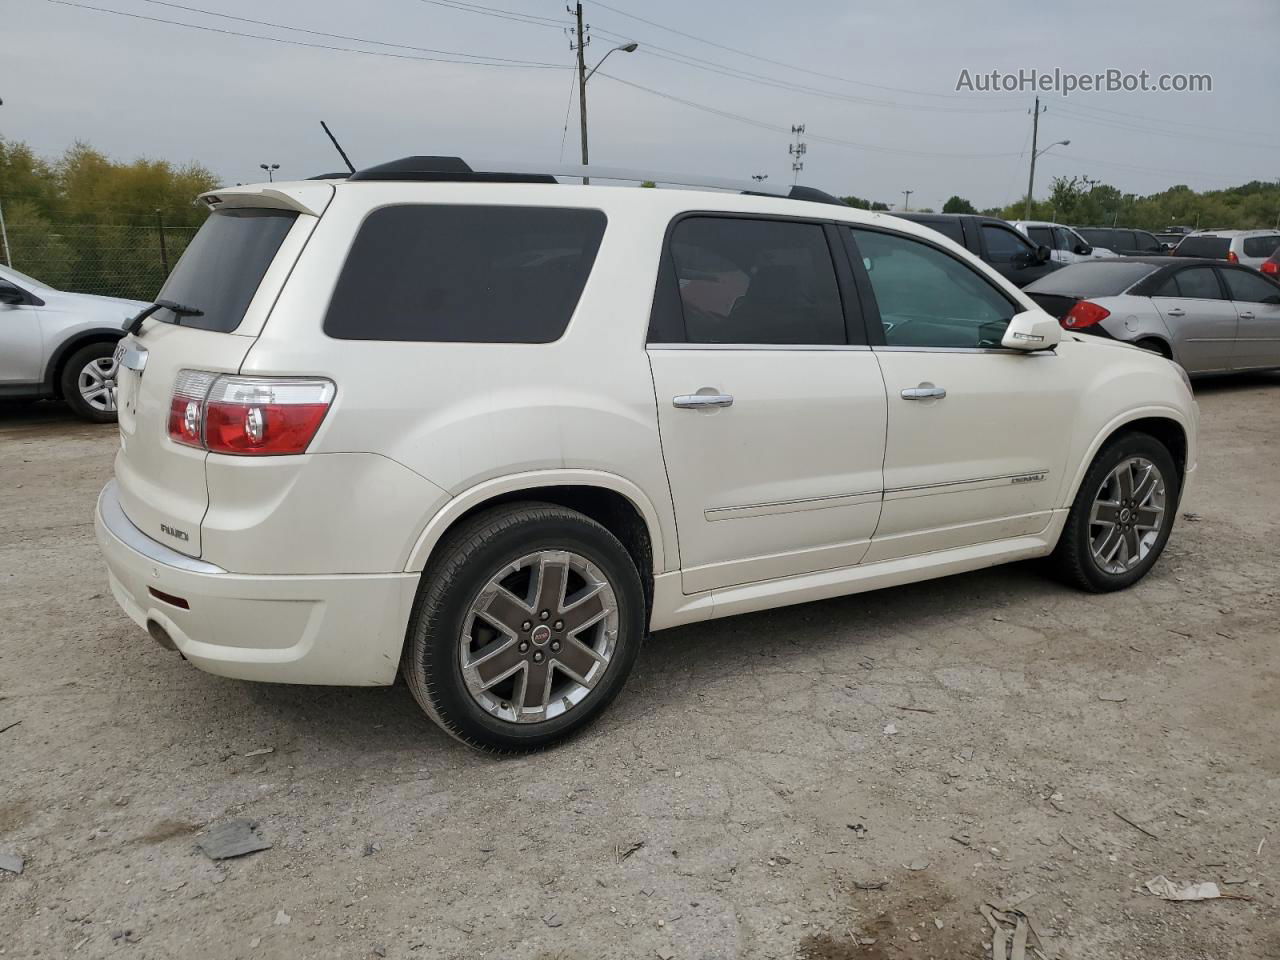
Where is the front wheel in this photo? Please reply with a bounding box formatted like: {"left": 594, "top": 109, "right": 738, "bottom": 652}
{"left": 402, "top": 502, "right": 645, "bottom": 752}
{"left": 60, "top": 341, "right": 120, "bottom": 423}
{"left": 1052, "top": 432, "right": 1179, "bottom": 592}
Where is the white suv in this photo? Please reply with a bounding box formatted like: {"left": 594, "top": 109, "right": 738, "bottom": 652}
{"left": 95, "top": 158, "right": 1198, "bottom": 751}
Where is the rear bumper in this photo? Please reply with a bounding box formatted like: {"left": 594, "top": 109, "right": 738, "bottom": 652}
{"left": 95, "top": 480, "right": 416, "bottom": 685}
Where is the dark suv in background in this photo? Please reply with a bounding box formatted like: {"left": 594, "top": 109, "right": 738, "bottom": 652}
{"left": 891, "top": 212, "right": 1061, "bottom": 287}
{"left": 1075, "top": 227, "right": 1165, "bottom": 257}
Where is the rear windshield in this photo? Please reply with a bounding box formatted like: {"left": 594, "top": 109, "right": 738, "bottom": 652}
{"left": 1174, "top": 236, "right": 1230, "bottom": 259}
{"left": 1243, "top": 235, "right": 1280, "bottom": 258}
{"left": 155, "top": 209, "right": 297, "bottom": 332}
{"left": 324, "top": 205, "right": 607, "bottom": 343}
{"left": 1023, "top": 261, "right": 1159, "bottom": 296}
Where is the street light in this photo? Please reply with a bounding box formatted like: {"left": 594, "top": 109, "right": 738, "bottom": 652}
{"left": 1024, "top": 139, "right": 1069, "bottom": 220}
{"left": 570, "top": 1, "right": 639, "bottom": 183}
{"left": 259, "top": 163, "right": 280, "bottom": 182}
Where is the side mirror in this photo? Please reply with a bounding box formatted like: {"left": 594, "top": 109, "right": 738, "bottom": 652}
{"left": 1002, "top": 309, "right": 1062, "bottom": 351}
{"left": 1035, "top": 244, "right": 1052, "bottom": 264}
{"left": 0, "top": 281, "right": 26, "bottom": 305}
{"left": 1074, "top": 243, "right": 1093, "bottom": 256}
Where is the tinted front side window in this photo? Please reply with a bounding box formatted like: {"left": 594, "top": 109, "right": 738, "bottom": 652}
{"left": 852, "top": 228, "right": 1016, "bottom": 348}
{"left": 1222, "top": 269, "right": 1280, "bottom": 303}
{"left": 663, "top": 217, "right": 845, "bottom": 345}
{"left": 325, "top": 205, "right": 606, "bottom": 343}
{"left": 1079, "top": 229, "right": 1111, "bottom": 247}
{"left": 1243, "top": 235, "right": 1280, "bottom": 258}
{"left": 1173, "top": 267, "right": 1224, "bottom": 300}
{"left": 157, "top": 209, "right": 298, "bottom": 333}
{"left": 1136, "top": 232, "right": 1162, "bottom": 253}
{"left": 982, "top": 224, "right": 1034, "bottom": 262}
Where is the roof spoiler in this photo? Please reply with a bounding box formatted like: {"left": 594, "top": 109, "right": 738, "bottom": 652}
{"left": 198, "top": 182, "right": 336, "bottom": 218}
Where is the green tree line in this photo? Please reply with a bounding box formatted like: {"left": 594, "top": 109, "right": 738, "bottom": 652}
{"left": 0, "top": 137, "right": 218, "bottom": 297}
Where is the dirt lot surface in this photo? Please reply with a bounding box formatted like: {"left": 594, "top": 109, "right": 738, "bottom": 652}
{"left": 2, "top": 375, "right": 1278, "bottom": 960}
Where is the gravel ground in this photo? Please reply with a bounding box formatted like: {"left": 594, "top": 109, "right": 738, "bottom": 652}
{"left": 1, "top": 375, "right": 1277, "bottom": 960}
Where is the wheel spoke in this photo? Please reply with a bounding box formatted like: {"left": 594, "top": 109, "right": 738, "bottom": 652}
{"left": 1097, "top": 524, "right": 1124, "bottom": 564}
{"left": 1091, "top": 500, "right": 1121, "bottom": 525}
{"left": 518, "top": 656, "right": 552, "bottom": 709}
{"left": 82, "top": 385, "right": 107, "bottom": 401}
{"left": 1123, "top": 526, "right": 1142, "bottom": 565}
{"left": 470, "top": 636, "right": 524, "bottom": 689}
{"left": 1134, "top": 506, "right": 1162, "bottom": 529}
{"left": 560, "top": 585, "right": 607, "bottom": 635}
{"left": 1132, "top": 464, "right": 1160, "bottom": 505}
{"left": 1113, "top": 463, "right": 1135, "bottom": 501}
{"left": 81, "top": 367, "right": 104, "bottom": 387}
{"left": 533, "top": 555, "right": 569, "bottom": 615}
{"left": 553, "top": 635, "right": 604, "bottom": 681}
{"left": 476, "top": 586, "right": 533, "bottom": 635}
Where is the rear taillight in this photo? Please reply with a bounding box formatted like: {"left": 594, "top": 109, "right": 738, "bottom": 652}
{"left": 168, "top": 371, "right": 335, "bottom": 456}
{"left": 1227, "top": 250, "right": 1239, "bottom": 264}
{"left": 1061, "top": 300, "right": 1111, "bottom": 329}
{"left": 1262, "top": 260, "right": 1279, "bottom": 276}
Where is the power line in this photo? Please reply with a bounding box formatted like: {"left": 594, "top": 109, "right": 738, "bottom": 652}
{"left": 44, "top": 0, "right": 571, "bottom": 69}
{"left": 414, "top": 0, "right": 564, "bottom": 30}
{"left": 133, "top": 0, "right": 566, "bottom": 65}
{"left": 588, "top": 0, "right": 1010, "bottom": 102}
{"left": 1052, "top": 104, "right": 1280, "bottom": 152}
{"left": 1052, "top": 99, "right": 1269, "bottom": 140}
{"left": 596, "top": 73, "right": 1021, "bottom": 160}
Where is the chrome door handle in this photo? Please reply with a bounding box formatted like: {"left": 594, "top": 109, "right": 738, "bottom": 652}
{"left": 1239, "top": 311, "right": 1255, "bottom": 320}
{"left": 1166, "top": 308, "right": 1186, "bottom": 317}
{"left": 673, "top": 393, "right": 734, "bottom": 409}
{"left": 901, "top": 385, "right": 947, "bottom": 400}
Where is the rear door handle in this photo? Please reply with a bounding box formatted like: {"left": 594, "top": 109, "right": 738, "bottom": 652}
{"left": 901, "top": 385, "right": 947, "bottom": 400}
{"left": 1239, "top": 311, "right": 1255, "bottom": 320}
{"left": 1166, "top": 308, "right": 1186, "bottom": 317}
{"left": 673, "top": 393, "right": 734, "bottom": 409}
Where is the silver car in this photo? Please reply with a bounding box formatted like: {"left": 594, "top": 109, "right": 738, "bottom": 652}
{"left": 1025, "top": 257, "right": 1280, "bottom": 375}
{"left": 0, "top": 264, "right": 146, "bottom": 421}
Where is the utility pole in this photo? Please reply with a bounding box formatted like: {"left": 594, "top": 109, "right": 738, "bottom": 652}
{"left": 0, "top": 198, "right": 10, "bottom": 268}
{"left": 788, "top": 125, "right": 806, "bottom": 184}
{"left": 901, "top": 189, "right": 913, "bottom": 212}
{"left": 1023, "top": 96, "right": 1047, "bottom": 220}
{"left": 154, "top": 209, "right": 169, "bottom": 275}
{"left": 572, "top": 3, "right": 590, "bottom": 183}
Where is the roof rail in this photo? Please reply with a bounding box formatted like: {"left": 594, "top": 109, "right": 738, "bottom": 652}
{"left": 343, "top": 156, "right": 847, "bottom": 206}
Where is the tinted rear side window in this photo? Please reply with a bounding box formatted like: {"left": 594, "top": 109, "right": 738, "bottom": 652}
{"left": 1243, "top": 235, "right": 1280, "bottom": 258}
{"left": 1078, "top": 229, "right": 1112, "bottom": 247}
{"left": 659, "top": 217, "right": 845, "bottom": 345}
{"left": 156, "top": 209, "right": 298, "bottom": 333}
{"left": 325, "top": 205, "right": 606, "bottom": 343}
{"left": 1024, "top": 261, "right": 1159, "bottom": 296}
{"left": 915, "top": 218, "right": 965, "bottom": 245}
{"left": 1174, "top": 236, "right": 1230, "bottom": 259}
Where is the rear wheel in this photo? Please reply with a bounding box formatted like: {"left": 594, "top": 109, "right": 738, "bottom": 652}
{"left": 60, "top": 342, "right": 120, "bottom": 423}
{"left": 402, "top": 502, "right": 645, "bottom": 752}
{"left": 1052, "top": 432, "right": 1179, "bottom": 592}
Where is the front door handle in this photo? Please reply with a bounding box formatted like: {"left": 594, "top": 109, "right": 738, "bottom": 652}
{"left": 1166, "top": 308, "right": 1186, "bottom": 317}
{"left": 673, "top": 393, "right": 734, "bottom": 409}
{"left": 901, "top": 384, "right": 947, "bottom": 400}
{"left": 1239, "top": 311, "right": 1255, "bottom": 320}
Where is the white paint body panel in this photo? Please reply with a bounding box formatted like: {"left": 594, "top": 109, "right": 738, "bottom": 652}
{"left": 97, "top": 178, "right": 1199, "bottom": 686}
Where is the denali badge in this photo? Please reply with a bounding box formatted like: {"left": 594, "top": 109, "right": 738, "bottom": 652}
{"left": 1011, "top": 473, "right": 1046, "bottom": 485}
{"left": 160, "top": 523, "right": 190, "bottom": 542}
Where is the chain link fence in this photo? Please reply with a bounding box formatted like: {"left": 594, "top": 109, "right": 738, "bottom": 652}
{"left": 2, "top": 222, "right": 197, "bottom": 301}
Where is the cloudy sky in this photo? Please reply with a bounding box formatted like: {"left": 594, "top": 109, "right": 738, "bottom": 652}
{"left": 5, "top": 0, "right": 1277, "bottom": 209}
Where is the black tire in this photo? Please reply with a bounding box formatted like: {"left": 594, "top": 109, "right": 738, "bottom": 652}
{"left": 1134, "top": 337, "right": 1172, "bottom": 360}
{"left": 59, "top": 341, "right": 119, "bottom": 423}
{"left": 1052, "top": 431, "right": 1179, "bottom": 592}
{"left": 401, "top": 501, "right": 645, "bottom": 752}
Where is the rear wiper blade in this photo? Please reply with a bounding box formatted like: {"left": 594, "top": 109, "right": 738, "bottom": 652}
{"left": 125, "top": 299, "right": 204, "bottom": 336}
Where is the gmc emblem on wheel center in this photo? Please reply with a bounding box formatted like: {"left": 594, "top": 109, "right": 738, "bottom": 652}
{"left": 160, "top": 523, "right": 190, "bottom": 542}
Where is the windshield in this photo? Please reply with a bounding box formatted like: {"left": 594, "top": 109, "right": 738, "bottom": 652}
{"left": 1024, "top": 261, "right": 1160, "bottom": 296}
{"left": 155, "top": 208, "right": 297, "bottom": 332}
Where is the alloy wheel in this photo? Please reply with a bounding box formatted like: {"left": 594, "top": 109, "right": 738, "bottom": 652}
{"left": 77, "top": 356, "right": 119, "bottom": 413}
{"left": 1088, "top": 456, "right": 1166, "bottom": 574}
{"left": 460, "top": 550, "right": 619, "bottom": 724}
